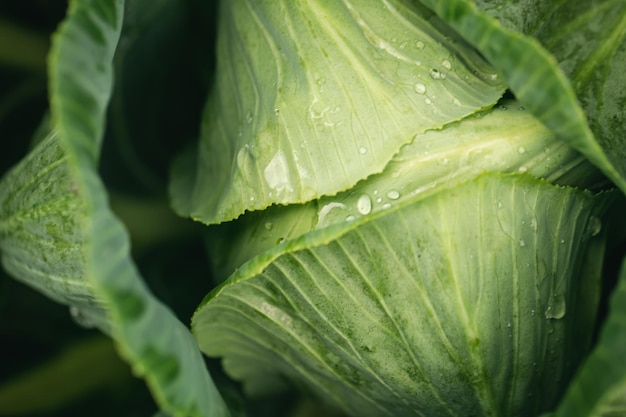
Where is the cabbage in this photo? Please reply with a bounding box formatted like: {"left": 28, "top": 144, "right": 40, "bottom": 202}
{"left": 1, "top": 0, "right": 625, "bottom": 416}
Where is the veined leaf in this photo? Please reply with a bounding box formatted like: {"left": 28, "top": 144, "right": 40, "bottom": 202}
{"left": 0, "top": 0, "right": 229, "bottom": 416}
{"left": 473, "top": 0, "right": 626, "bottom": 204}
{"left": 551, "top": 255, "right": 626, "bottom": 417}
{"left": 170, "top": 0, "right": 506, "bottom": 225}
{"left": 207, "top": 101, "right": 603, "bottom": 282}
{"left": 417, "top": 3, "right": 626, "bottom": 415}
{"left": 534, "top": 0, "right": 626, "bottom": 199}
{"left": 194, "top": 173, "right": 611, "bottom": 417}
{"left": 419, "top": 0, "right": 626, "bottom": 195}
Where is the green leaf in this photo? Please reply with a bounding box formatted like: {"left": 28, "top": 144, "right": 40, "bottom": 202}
{"left": 534, "top": 0, "right": 626, "bottom": 198}
{"left": 170, "top": 0, "right": 506, "bottom": 225}
{"left": 551, "top": 256, "right": 626, "bottom": 417}
{"left": 473, "top": 0, "right": 626, "bottom": 202}
{"left": 419, "top": 0, "right": 626, "bottom": 195}
{"left": 207, "top": 101, "right": 604, "bottom": 282}
{"left": 194, "top": 173, "right": 610, "bottom": 417}
{"left": 0, "top": 0, "right": 229, "bottom": 416}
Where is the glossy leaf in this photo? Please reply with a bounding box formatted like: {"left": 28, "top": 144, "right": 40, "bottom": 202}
{"left": 207, "top": 101, "right": 603, "bottom": 282}
{"left": 170, "top": 0, "right": 506, "bottom": 225}
{"left": 194, "top": 173, "right": 610, "bottom": 417}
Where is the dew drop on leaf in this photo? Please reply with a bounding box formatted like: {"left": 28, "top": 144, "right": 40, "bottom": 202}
{"left": 357, "top": 194, "right": 372, "bottom": 215}
{"left": 386, "top": 190, "right": 400, "bottom": 200}
{"left": 430, "top": 69, "right": 442, "bottom": 80}
{"left": 587, "top": 216, "right": 602, "bottom": 237}
{"left": 69, "top": 306, "right": 95, "bottom": 329}
{"left": 545, "top": 294, "right": 566, "bottom": 319}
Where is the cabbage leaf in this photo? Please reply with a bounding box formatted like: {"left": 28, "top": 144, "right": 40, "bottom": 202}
{"left": 170, "top": 0, "right": 506, "bottom": 225}
{"left": 194, "top": 173, "right": 611, "bottom": 417}
{"left": 0, "top": 1, "right": 228, "bottom": 416}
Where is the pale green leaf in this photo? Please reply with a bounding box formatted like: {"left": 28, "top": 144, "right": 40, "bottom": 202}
{"left": 207, "top": 101, "right": 603, "bottom": 281}
{"left": 194, "top": 173, "right": 610, "bottom": 417}
{"left": 170, "top": 0, "right": 506, "bottom": 225}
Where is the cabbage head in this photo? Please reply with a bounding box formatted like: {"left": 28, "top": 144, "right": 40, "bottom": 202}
{"left": 172, "top": 1, "right": 625, "bottom": 417}
{"left": 1, "top": 0, "right": 625, "bottom": 417}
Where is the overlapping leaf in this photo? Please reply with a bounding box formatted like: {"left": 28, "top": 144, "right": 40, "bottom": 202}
{"left": 194, "top": 173, "right": 610, "bottom": 417}
{"left": 552, "top": 256, "right": 626, "bottom": 417}
{"left": 413, "top": 2, "right": 626, "bottom": 416}
{"left": 170, "top": 0, "right": 506, "bottom": 225}
{"left": 0, "top": 0, "right": 229, "bottom": 416}
{"left": 419, "top": 0, "right": 626, "bottom": 194}
{"left": 207, "top": 101, "right": 603, "bottom": 282}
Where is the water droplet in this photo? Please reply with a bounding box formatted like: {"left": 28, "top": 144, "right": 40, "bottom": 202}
{"left": 387, "top": 190, "right": 400, "bottom": 200}
{"left": 587, "top": 216, "right": 602, "bottom": 237}
{"left": 237, "top": 145, "right": 255, "bottom": 171}
{"left": 415, "top": 41, "right": 425, "bottom": 50}
{"left": 414, "top": 83, "right": 426, "bottom": 94}
{"left": 530, "top": 309, "right": 535, "bottom": 316}
{"left": 441, "top": 59, "right": 452, "bottom": 70}
{"left": 424, "top": 98, "right": 432, "bottom": 105}
{"left": 530, "top": 218, "right": 537, "bottom": 230}
{"left": 317, "top": 202, "right": 347, "bottom": 226}
{"left": 69, "top": 306, "right": 95, "bottom": 329}
{"left": 545, "top": 294, "right": 566, "bottom": 319}
{"left": 430, "top": 69, "right": 442, "bottom": 80}
{"left": 264, "top": 150, "right": 293, "bottom": 194}
{"left": 497, "top": 200, "right": 503, "bottom": 208}
{"left": 357, "top": 194, "right": 372, "bottom": 215}
{"left": 274, "top": 108, "right": 280, "bottom": 115}
{"left": 452, "top": 97, "right": 461, "bottom": 106}
{"left": 376, "top": 197, "right": 383, "bottom": 203}
{"left": 519, "top": 105, "right": 525, "bottom": 111}
{"left": 519, "top": 239, "right": 526, "bottom": 247}
{"left": 359, "top": 146, "right": 368, "bottom": 155}
{"left": 264, "top": 222, "right": 273, "bottom": 230}
{"left": 560, "top": 239, "right": 566, "bottom": 244}
{"left": 500, "top": 105, "right": 508, "bottom": 111}
{"left": 246, "top": 112, "right": 253, "bottom": 123}
{"left": 346, "top": 214, "right": 356, "bottom": 221}
{"left": 490, "top": 73, "right": 499, "bottom": 81}
{"left": 518, "top": 146, "right": 526, "bottom": 154}
{"left": 518, "top": 166, "right": 528, "bottom": 173}
{"left": 382, "top": 203, "right": 391, "bottom": 209}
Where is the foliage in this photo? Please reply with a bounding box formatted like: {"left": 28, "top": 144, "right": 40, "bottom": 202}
{"left": 1, "top": 1, "right": 625, "bottom": 416}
